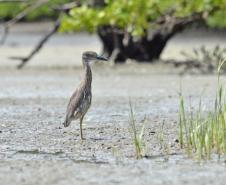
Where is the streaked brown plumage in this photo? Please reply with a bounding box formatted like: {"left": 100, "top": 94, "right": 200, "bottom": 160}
{"left": 63, "top": 51, "right": 108, "bottom": 140}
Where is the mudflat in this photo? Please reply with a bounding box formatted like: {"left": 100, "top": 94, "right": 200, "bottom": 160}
{"left": 0, "top": 23, "right": 226, "bottom": 184}
{"left": 0, "top": 66, "right": 225, "bottom": 185}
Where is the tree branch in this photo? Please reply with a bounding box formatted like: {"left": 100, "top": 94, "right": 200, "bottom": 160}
{"left": 0, "top": 0, "right": 48, "bottom": 44}
{"left": 52, "top": 2, "right": 78, "bottom": 12}
{"left": 0, "top": 0, "right": 27, "bottom": 2}
{"left": 10, "top": 19, "right": 60, "bottom": 69}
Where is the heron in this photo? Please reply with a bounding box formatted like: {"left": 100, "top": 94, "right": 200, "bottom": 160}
{"left": 63, "top": 51, "right": 108, "bottom": 140}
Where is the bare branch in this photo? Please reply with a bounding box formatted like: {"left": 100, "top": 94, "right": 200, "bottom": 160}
{"left": 0, "top": 0, "right": 27, "bottom": 2}
{"left": 0, "top": 0, "right": 48, "bottom": 44}
{"left": 52, "top": 2, "right": 78, "bottom": 12}
{"left": 10, "top": 19, "right": 60, "bottom": 69}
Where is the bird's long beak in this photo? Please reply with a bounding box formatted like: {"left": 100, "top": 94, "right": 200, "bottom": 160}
{"left": 96, "top": 55, "right": 108, "bottom": 61}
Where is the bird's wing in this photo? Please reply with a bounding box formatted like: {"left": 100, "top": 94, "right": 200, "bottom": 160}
{"left": 65, "top": 86, "right": 85, "bottom": 121}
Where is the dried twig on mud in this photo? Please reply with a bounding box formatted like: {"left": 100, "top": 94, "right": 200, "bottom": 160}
{"left": 164, "top": 60, "right": 212, "bottom": 74}
{"left": 10, "top": 19, "right": 60, "bottom": 69}
{"left": 164, "top": 59, "right": 225, "bottom": 75}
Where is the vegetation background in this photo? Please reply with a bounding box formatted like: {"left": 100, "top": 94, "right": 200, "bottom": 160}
{"left": 1, "top": 0, "right": 226, "bottom": 66}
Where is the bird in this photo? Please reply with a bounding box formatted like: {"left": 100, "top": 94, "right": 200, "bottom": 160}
{"left": 63, "top": 51, "right": 108, "bottom": 140}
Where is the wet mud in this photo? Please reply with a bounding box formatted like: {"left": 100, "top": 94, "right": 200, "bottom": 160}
{"left": 0, "top": 25, "right": 226, "bottom": 184}
{"left": 0, "top": 66, "right": 225, "bottom": 185}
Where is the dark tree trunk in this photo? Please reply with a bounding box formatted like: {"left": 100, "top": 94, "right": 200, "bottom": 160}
{"left": 97, "top": 15, "right": 201, "bottom": 63}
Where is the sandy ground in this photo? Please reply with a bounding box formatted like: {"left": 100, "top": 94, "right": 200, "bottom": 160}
{"left": 0, "top": 23, "right": 226, "bottom": 185}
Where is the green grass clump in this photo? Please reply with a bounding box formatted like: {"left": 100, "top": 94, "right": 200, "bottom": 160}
{"left": 128, "top": 100, "right": 146, "bottom": 159}
{"left": 179, "top": 59, "right": 226, "bottom": 160}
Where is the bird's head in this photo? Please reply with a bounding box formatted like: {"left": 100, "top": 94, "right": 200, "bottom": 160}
{"left": 82, "top": 51, "right": 108, "bottom": 63}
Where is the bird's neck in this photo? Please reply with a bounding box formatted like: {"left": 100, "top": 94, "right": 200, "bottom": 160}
{"left": 82, "top": 60, "right": 92, "bottom": 88}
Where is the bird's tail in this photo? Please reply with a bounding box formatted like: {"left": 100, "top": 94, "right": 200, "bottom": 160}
{"left": 63, "top": 118, "right": 71, "bottom": 127}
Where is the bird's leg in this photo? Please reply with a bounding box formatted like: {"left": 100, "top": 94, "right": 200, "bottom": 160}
{"left": 80, "top": 116, "right": 85, "bottom": 140}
